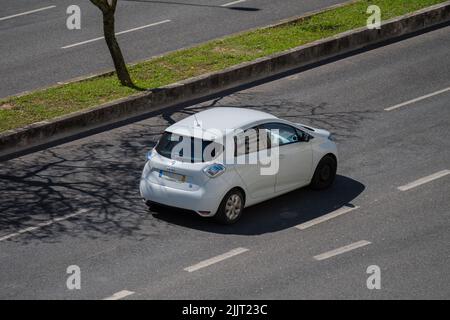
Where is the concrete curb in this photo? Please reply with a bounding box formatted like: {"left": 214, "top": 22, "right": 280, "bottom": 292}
{"left": 1, "top": 1, "right": 450, "bottom": 159}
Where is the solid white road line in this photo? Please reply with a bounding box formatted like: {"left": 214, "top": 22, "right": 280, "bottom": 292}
{"left": 103, "top": 290, "right": 135, "bottom": 300}
{"left": 385, "top": 86, "right": 450, "bottom": 111}
{"left": 0, "top": 5, "right": 56, "bottom": 22}
{"left": 221, "top": 0, "right": 247, "bottom": 7}
{"left": 184, "top": 247, "right": 249, "bottom": 272}
{"left": 397, "top": 169, "right": 450, "bottom": 191}
{"left": 0, "top": 209, "right": 87, "bottom": 242}
{"left": 295, "top": 205, "right": 359, "bottom": 230}
{"left": 62, "top": 19, "right": 171, "bottom": 49}
{"left": 313, "top": 240, "right": 371, "bottom": 261}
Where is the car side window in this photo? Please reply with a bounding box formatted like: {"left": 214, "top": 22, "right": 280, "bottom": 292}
{"left": 234, "top": 127, "right": 259, "bottom": 156}
{"left": 257, "top": 127, "right": 271, "bottom": 151}
{"left": 295, "top": 128, "right": 310, "bottom": 142}
{"left": 234, "top": 126, "right": 272, "bottom": 156}
{"left": 259, "top": 123, "right": 301, "bottom": 147}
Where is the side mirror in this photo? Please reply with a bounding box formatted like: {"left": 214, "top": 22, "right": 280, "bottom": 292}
{"left": 302, "top": 134, "right": 312, "bottom": 142}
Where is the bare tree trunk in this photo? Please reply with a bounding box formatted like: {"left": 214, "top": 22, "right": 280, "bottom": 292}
{"left": 89, "top": 0, "right": 133, "bottom": 87}
{"left": 102, "top": 11, "right": 133, "bottom": 87}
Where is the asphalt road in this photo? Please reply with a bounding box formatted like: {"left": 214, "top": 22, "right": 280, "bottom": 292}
{"left": 0, "top": 24, "right": 449, "bottom": 300}
{"left": 0, "top": 0, "right": 347, "bottom": 98}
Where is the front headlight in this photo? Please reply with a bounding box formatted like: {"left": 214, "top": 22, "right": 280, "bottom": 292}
{"left": 203, "top": 163, "right": 226, "bottom": 178}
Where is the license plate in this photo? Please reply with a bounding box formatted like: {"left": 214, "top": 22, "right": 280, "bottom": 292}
{"left": 159, "top": 170, "right": 186, "bottom": 183}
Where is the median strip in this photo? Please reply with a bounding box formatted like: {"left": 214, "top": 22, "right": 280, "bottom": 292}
{"left": 1, "top": 0, "right": 449, "bottom": 158}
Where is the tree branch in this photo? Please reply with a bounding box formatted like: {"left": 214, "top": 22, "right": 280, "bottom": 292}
{"left": 110, "top": 0, "right": 118, "bottom": 13}
{"left": 89, "top": 0, "right": 111, "bottom": 13}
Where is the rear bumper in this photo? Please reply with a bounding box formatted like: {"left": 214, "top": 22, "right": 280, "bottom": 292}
{"left": 139, "top": 178, "right": 222, "bottom": 217}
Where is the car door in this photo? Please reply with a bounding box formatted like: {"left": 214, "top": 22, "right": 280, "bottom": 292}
{"left": 259, "top": 122, "right": 313, "bottom": 193}
{"left": 233, "top": 126, "right": 277, "bottom": 200}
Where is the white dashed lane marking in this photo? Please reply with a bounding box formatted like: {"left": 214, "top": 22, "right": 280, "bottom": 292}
{"left": 398, "top": 170, "right": 450, "bottom": 191}
{"left": 103, "top": 290, "right": 135, "bottom": 300}
{"left": 0, "top": 209, "right": 87, "bottom": 242}
{"left": 221, "top": 0, "right": 247, "bottom": 7}
{"left": 0, "top": 6, "right": 56, "bottom": 22}
{"left": 62, "top": 20, "right": 171, "bottom": 49}
{"left": 313, "top": 240, "right": 371, "bottom": 261}
{"left": 385, "top": 86, "right": 450, "bottom": 111}
{"left": 184, "top": 247, "right": 249, "bottom": 272}
{"left": 295, "top": 205, "right": 359, "bottom": 230}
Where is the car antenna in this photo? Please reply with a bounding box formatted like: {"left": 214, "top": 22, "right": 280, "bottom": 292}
{"left": 194, "top": 114, "right": 201, "bottom": 127}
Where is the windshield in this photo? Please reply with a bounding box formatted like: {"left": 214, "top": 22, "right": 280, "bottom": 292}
{"left": 155, "top": 132, "right": 223, "bottom": 163}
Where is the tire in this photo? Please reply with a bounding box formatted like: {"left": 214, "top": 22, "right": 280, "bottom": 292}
{"left": 309, "top": 155, "right": 337, "bottom": 190}
{"left": 215, "top": 189, "right": 245, "bottom": 225}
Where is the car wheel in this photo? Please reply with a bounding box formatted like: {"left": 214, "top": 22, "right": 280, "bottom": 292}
{"left": 215, "top": 189, "right": 245, "bottom": 225}
{"left": 310, "top": 155, "right": 337, "bottom": 190}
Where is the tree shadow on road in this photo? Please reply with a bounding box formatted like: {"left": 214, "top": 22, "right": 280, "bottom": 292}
{"left": 0, "top": 134, "right": 161, "bottom": 243}
{"left": 0, "top": 92, "right": 373, "bottom": 242}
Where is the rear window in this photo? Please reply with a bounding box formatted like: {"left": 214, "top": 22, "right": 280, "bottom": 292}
{"left": 155, "top": 132, "right": 223, "bottom": 163}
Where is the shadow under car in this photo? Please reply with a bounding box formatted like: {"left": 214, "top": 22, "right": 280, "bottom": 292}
{"left": 150, "top": 174, "right": 365, "bottom": 235}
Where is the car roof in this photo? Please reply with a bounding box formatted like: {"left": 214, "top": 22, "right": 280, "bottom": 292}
{"left": 166, "top": 107, "right": 278, "bottom": 138}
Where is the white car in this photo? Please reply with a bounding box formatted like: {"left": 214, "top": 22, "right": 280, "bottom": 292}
{"left": 140, "top": 107, "right": 338, "bottom": 224}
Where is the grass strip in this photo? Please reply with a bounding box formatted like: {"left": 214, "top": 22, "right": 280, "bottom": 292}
{"left": 0, "top": 0, "right": 446, "bottom": 132}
